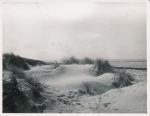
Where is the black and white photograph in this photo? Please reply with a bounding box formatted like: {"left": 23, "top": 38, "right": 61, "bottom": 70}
{"left": 2, "top": 0, "right": 147, "bottom": 113}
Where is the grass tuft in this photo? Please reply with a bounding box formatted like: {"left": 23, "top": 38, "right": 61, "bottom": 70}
{"left": 62, "top": 57, "right": 95, "bottom": 64}
{"left": 62, "top": 57, "right": 80, "bottom": 64}
{"left": 112, "top": 69, "right": 134, "bottom": 88}
{"left": 80, "top": 57, "right": 95, "bottom": 64}
{"left": 92, "top": 59, "right": 113, "bottom": 76}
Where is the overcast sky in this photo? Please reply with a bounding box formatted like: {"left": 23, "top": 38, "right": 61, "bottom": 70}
{"left": 3, "top": 0, "right": 146, "bottom": 61}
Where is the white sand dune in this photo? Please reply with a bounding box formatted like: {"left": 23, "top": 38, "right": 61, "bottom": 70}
{"left": 69, "top": 82, "right": 146, "bottom": 113}
{"left": 25, "top": 65, "right": 114, "bottom": 93}
{"left": 99, "top": 82, "right": 147, "bottom": 113}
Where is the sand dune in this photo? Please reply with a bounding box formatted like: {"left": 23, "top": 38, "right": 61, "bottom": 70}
{"left": 25, "top": 65, "right": 115, "bottom": 93}
{"left": 25, "top": 64, "right": 147, "bottom": 113}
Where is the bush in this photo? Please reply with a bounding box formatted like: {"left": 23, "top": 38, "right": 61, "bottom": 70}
{"left": 92, "top": 59, "right": 113, "bottom": 76}
{"left": 112, "top": 69, "right": 134, "bottom": 88}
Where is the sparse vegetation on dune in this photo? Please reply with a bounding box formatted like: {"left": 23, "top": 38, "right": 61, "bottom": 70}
{"left": 3, "top": 53, "right": 48, "bottom": 113}
{"left": 80, "top": 57, "right": 95, "bottom": 64}
{"left": 3, "top": 53, "right": 29, "bottom": 70}
{"left": 3, "top": 69, "right": 47, "bottom": 113}
{"left": 92, "top": 59, "right": 113, "bottom": 76}
{"left": 3, "top": 76, "right": 29, "bottom": 113}
{"left": 62, "top": 57, "right": 115, "bottom": 77}
{"left": 113, "top": 69, "right": 135, "bottom": 88}
{"left": 53, "top": 61, "right": 60, "bottom": 68}
{"left": 62, "top": 57, "right": 80, "bottom": 64}
{"left": 3, "top": 53, "right": 46, "bottom": 71}
{"left": 62, "top": 57, "right": 95, "bottom": 64}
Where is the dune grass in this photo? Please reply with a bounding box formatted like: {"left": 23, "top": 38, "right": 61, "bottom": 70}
{"left": 80, "top": 57, "right": 95, "bottom": 64}
{"left": 3, "top": 53, "right": 46, "bottom": 71}
{"left": 3, "top": 69, "right": 47, "bottom": 113}
{"left": 62, "top": 56, "right": 95, "bottom": 64}
{"left": 3, "top": 53, "right": 29, "bottom": 70}
{"left": 113, "top": 69, "right": 135, "bottom": 88}
{"left": 53, "top": 61, "right": 60, "bottom": 68}
{"left": 92, "top": 59, "right": 113, "bottom": 76}
{"left": 3, "top": 73, "right": 30, "bottom": 113}
{"left": 62, "top": 57, "right": 113, "bottom": 76}
{"left": 3, "top": 53, "right": 47, "bottom": 113}
{"left": 62, "top": 57, "right": 80, "bottom": 64}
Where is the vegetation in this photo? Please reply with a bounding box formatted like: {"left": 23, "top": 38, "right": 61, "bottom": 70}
{"left": 3, "top": 53, "right": 47, "bottom": 113}
{"left": 62, "top": 56, "right": 95, "bottom": 64}
{"left": 53, "top": 61, "right": 60, "bottom": 68}
{"left": 62, "top": 57, "right": 80, "bottom": 64}
{"left": 3, "top": 73, "right": 29, "bottom": 113}
{"left": 92, "top": 59, "right": 113, "bottom": 76}
{"left": 112, "top": 69, "right": 134, "bottom": 88}
{"left": 80, "top": 57, "right": 95, "bottom": 64}
{"left": 3, "top": 70, "right": 47, "bottom": 113}
{"left": 3, "top": 53, "right": 46, "bottom": 71}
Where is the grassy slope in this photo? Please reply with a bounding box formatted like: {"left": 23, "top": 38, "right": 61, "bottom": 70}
{"left": 3, "top": 53, "right": 46, "bottom": 71}
{"left": 3, "top": 53, "right": 48, "bottom": 113}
